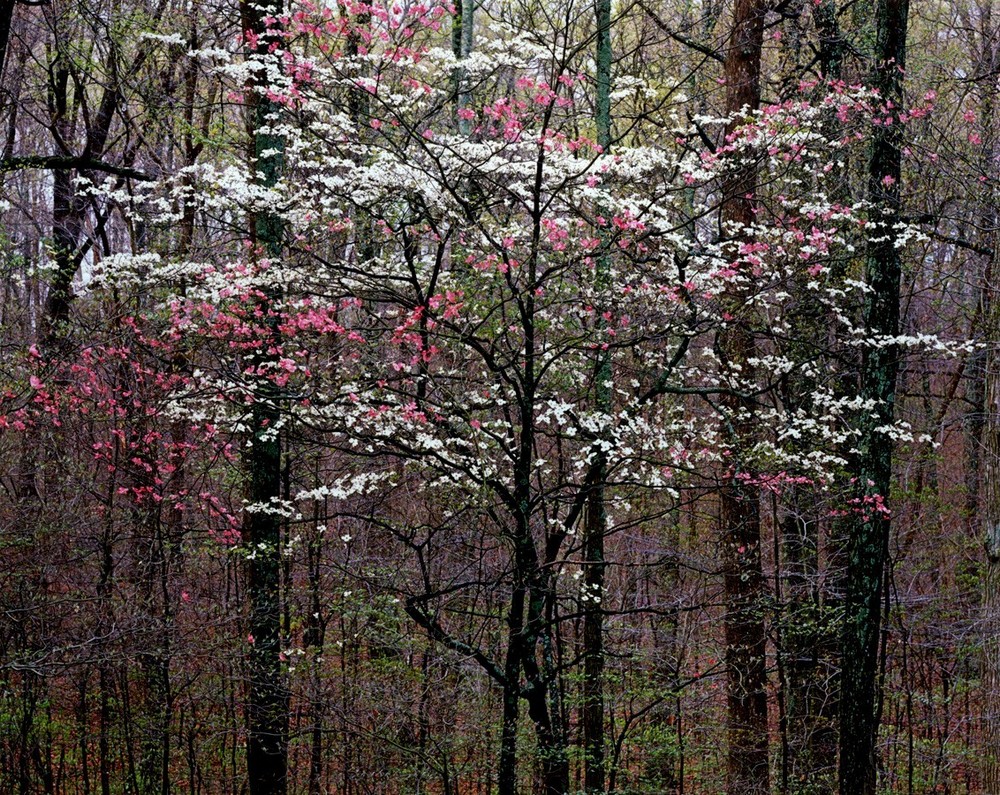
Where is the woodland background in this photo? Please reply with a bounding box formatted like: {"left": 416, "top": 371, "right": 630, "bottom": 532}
{"left": 0, "top": 0, "right": 997, "bottom": 794}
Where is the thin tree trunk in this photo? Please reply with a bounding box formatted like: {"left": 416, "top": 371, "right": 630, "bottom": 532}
{"left": 838, "top": 1, "right": 908, "bottom": 792}
{"left": 305, "top": 513, "right": 326, "bottom": 795}
{"left": 454, "top": 0, "right": 474, "bottom": 134}
{"left": 97, "top": 522, "right": 114, "bottom": 795}
{"left": 498, "top": 595, "right": 523, "bottom": 795}
{"left": 984, "top": 552, "right": 1000, "bottom": 791}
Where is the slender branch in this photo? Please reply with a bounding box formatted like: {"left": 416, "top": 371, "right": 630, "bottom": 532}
{"left": 638, "top": 1, "right": 725, "bottom": 63}
{"left": 403, "top": 598, "right": 507, "bottom": 686}
{"left": 0, "top": 155, "right": 153, "bottom": 181}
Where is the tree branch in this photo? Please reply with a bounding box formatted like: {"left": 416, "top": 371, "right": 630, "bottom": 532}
{"left": 638, "top": 1, "right": 725, "bottom": 63}
{"left": 0, "top": 155, "right": 152, "bottom": 181}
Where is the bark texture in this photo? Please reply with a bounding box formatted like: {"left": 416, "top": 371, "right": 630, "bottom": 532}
{"left": 583, "top": 1, "right": 612, "bottom": 791}
{"left": 240, "top": 2, "right": 289, "bottom": 793}
{"left": 838, "top": 1, "right": 908, "bottom": 793}
{"left": 719, "top": 0, "right": 769, "bottom": 793}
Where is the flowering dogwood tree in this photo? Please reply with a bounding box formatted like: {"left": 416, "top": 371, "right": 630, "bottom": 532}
{"left": 78, "top": 4, "right": 936, "bottom": 792}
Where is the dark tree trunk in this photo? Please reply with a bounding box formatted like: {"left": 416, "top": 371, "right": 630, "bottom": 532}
{"left": 42, "top": 56, "right": 83, "bottom": 345}
{"left": 240, "top": 2, "right": 289, "bottom": 794}
{"left": 838, "top": 1, "right": 908, "bottom": 793}
{"left": 41, "top": 32, "right": 124, "bottom": 345}
{"left": 965, "top": 31, "right": 1000, "bottom": 791}
{"left": 498, "top": 590, "right": 523, "bottom": 795}
{"left": 522, "top": 569, "right": 568, "bottom": 795}
{"left": 719, "top": 0, "right": 769, "bottom": 793}
{"left": 243, "top": 333, "right": 288, "bottom": 795}
{"left": 136, "top": 507, "right": 175, "bottom": 795}
{"left": 813, "top": 0, "right": 845, "bottom": 81}
{"left": 305, "top": 522, "right": 326, "bottom": 795}
{"left": 720, "top": 475, "right": 770, "bottom": 795}
{"left": 97, "top": 520, "right": 115, "bottom": 795}
{"left": 583, "top": 1, "right": 612, "bottom": 791}
{"left": 0, "top": 0, "right": 15, "bottom": 81}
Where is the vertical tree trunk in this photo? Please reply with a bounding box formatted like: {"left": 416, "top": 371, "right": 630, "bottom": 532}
{"left": 240, "top": 2, "right": 288, "bottom": 794}
{"left": 812, "top": 0, "right": 845, "bottom": 82}
{"left": 984, "top": 506, "right": 1000, "bottom": 792}
{"left": 0, "top": 0, "right": 15, "bottom": 82}
{"left": 75, "top": 674, "right": 92, "bottom": 795}
{"left": 498, "top": 588, "right": 523, "bottom": 795}
{"left": 512, "top": 218, "right": 569, "bottom": 795}
{"left": 305, "top": 519, "right": 325, "bottom": 795}
{"left": 967, "top": 29, "right": 1000, "bottom": 791}
{"left": 41, "top": 50, "right": 79, "bottom": 343}
{"left": 980, "top": 219, "right": 1000, "bottom": 795}
{"left": 97, "top": 521, "right": 114, "bottom": 795}
{"left": 838, "top": 1, "right": 908, "bottom": 793}
{"left": 138, "top": 648, "right": 171, "bottom": 795}
{"left": 719, "top": 0, "right": 769, "bottom": 793}
{"left": 42, "top": 33, "right": 123, "bottom": 344}
{"left": 583, "top": 2, "right": 611, "bottom": 792}
{"left": 454, "top": 0, "right": 474, "bottom": 134}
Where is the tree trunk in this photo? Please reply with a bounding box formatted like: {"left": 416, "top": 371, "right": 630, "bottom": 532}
{"left": 984, "top": 535, "right": 1000, "bottom": 792}
{"left": 980, "top": 215, "right": 1000, "bottom": 795}
{"left": 240, "top": 2, "right": 289, "bottom": 794}
{"left": 582, "top": 2, "right": 611, "bottom": 792}
{"left": 968, "top": 29, "right": 1000, "bottom": 792}
{"left": 719, "top": 0, "right": 769, "bottom": 793}
{"left": 454, "top": 0, "right": 474, "bottom": 134}
{"left": 838, "top": 1, "right": 908, "bottom": 792}
{"left": 305, "top": 519, "right": 326, "bottom": 795}
{"left": 812, "top": 0, "right": 845, "bottom": 81}
{"left": 498, "top": 589, "right": 523, "bottom": 795}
